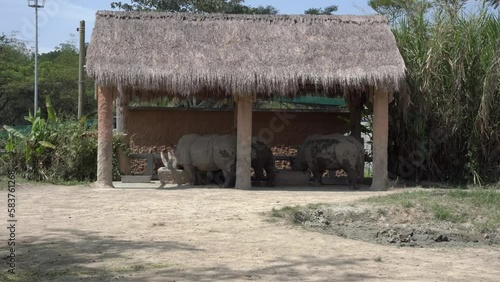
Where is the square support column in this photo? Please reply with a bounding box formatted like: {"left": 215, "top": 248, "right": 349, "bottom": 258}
{"left": 96, "top": 85, "right": 115, "bottom": 188}
{"left": 347, "top": 93, "right": 365, "bottom": 145}
{"left": 371, "top": 88, "right": 389, "bottom": 190}
{"left": 116, "top": 84, "right": 129, "bottom": 134}
{"left": 235, "top": 95, "right": 253, "bottom": 189}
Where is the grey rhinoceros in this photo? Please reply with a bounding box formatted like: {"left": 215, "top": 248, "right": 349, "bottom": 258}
{"left": 293, "top": 134, "right": 364, "bottom": 189}
{"left": 161, "top": 134, "right": 275, "bottom": 188}
{"left": 251, "top": 139, "right": 276, "bottom": 187}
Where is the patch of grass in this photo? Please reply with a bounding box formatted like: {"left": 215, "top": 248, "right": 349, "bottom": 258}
{"left": 0, "top": 263, "right": 178, "bottom": 281}
{"left": 262, "top": 217, "right": 280, "bottom": 223}
{"left": 271, "top": 205, "right": 310, "bottom": 224}
{"left": 113, "top": 262, "right": 176, "bottom": 273}
{"left": 364, "top": 190, "right": 433, "bottom": 205}
{"left": 306, "top": 203, "right": 328, "bottom": 209}
{"left": 431, "top": 204, "right": 465, "bottom": 223}
{"left": 374, "top": 256, "right": 383, "bottom": 262}
{"left": 49, "top": 179, "right": 92, "bottom": 186}
{"left": 0, "top": 272, "right": 27, "bottom": 282}
{"left": 376, "top": 208, "right": 387, "bottom": 217}
{"left": 269, "top": 189, "right": 500, "bottom": 235}
{"left": 365, "top": 189, "right": 500, "bottom": 232}
{"left": 448, "top": 189, "right": 500, "bottom": 206}
{"left": 401, "top": 200, "right": 415, "bottom": 209}
{"left": 0, "top": 267, "right": 111, "bottom": 281}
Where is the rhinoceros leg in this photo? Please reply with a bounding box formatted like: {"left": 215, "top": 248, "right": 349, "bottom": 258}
{"left": 221, "top": 170, "right": 235, "bottom": 188}
{"left": 183, "top": 164, "right": 197, "bottom": 186}
{"left": 253, "top": 166, "right": 265, "bottom": 187}
{"left": 343, "top": 160, "right": 359, "bottom": 190}
{"left": 309, "top": 162, "right": 323, "bottom": 186}
{"left": 196, "top": 170, "right": 209, "bottom": 185}
{"left": 265, "top": 165, "right": 276, "bottom": 187}
{"left": 312, "top": 172, "right": 322, "bottom": 186}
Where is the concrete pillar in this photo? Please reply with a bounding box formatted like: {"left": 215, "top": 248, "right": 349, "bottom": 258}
{"left": 371, "top": 88, "right": 389, "bottom": 191}
{"left": 348, "top": 94, "right": 363, "bottom": 144}
{"left": 116, "top": 85, "right": 129, "bottom": 134}
{"left": 115, "top": 85, "right": 131, "bottom": 175}
{"left": 233, "top": 101, "right": 238, "bottom": 134}
{"left": 96, "top": 85, "right": 115, "bottom": 188}
{"left": 235, "top": 95, "right": 253, "bottom": 189}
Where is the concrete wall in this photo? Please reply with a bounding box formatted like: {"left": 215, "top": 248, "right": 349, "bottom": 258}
{"left": 126, "top": 108, "right": 350, "bottom": 148}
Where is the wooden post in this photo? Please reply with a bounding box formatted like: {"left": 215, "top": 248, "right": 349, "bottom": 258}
{"left": 233, "top": 100, "right": 238, "bottom": 134}
{"left": 115, "top": 85, "right": 131, "bottom": 175}
{"left": 371, "top": 88, "right": 389, "bottom": 190}
{"left": 77, "top": 20, "right": 85, "bottom": 119}
{"left": 235, "top": 95, "right": 253, "bottom": 189}
{"left": 348, "top": 95, "right": 363, "bottom": 144}
{"left": 116, "top": 85, "right": 129, "bottom": 134}
{"left": 96, "top": 85, "right": 115, "bottom": 188}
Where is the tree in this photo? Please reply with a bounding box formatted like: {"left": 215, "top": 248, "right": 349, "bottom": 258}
{"left": 0, "top": 35, "right": 33, "bottom": 125}
{"left": 110, "top": 0, "right": 278, "bottom": 14}
{"left": 38, "top": 39, "right": 96, "bottom": 119}
{"left": 0, "top": 34, "right": 96, "bottom": 127}
{"left": 304, "top": 5, "right": 338, "bottom": 15}
{"left": 368, "top": 0, "right": 431, "bottom": 23}
{"left": 369, "top": 0, "right": 499, "bottom": 23}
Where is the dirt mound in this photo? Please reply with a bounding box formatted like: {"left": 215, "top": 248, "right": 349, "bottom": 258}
{"left": 294, "top": 205, "right": 500, "bottom": 248}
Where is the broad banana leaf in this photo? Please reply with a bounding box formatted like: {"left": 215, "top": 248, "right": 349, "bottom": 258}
{"left": 3, "top": 125, "right": 25, "bottom": 140}
{"left": 39, "top": 141, "right": 56, "bottom": 149}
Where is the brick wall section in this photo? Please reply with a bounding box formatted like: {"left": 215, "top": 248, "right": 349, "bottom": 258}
{"left": 126, "top": 108, "right": 350, "bottom": 148}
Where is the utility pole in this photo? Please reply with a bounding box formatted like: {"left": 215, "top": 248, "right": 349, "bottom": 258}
{"left": 28, "top": 0, "right": 45, "bottom": 114}
{"left": 78, "top": 20, "right": 85, "bottom": 119}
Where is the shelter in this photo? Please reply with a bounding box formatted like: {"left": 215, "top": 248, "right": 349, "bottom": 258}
{"left": 87, "top": 11, "right": 406, "bottom": 190}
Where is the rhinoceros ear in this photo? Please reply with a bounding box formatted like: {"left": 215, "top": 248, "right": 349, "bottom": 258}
{"left": 160, "top": 150, "right": 169, "bottom": 167}
{"left": 168, "top": 151, "right": 173, "bottom": 160}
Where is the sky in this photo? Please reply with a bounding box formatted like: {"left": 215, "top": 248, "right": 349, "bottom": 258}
{"left": 0, "top": 0, "right": 378, "bottom": 54}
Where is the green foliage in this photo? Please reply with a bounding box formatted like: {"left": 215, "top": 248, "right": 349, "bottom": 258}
{"left": 1, "top": 98, "right": 127, "bottom": 183}
{"left": 304, "top": 5, "right": 338, "bottom": 15}
{"left": 431, "top": 204, "right": 464, "bottom": 222}
{"left": 364, "top": 189, "right": 500, "bottom": 232}
{"left": 369, "top": 0, "right": 499, "bottom": 23}
{"left": 112, "top": 135, "right": 131, "bottom": 181}
{"left": 43, "top": 118, "right": 98, "bottom": 182}
{"left": 4, "top": 96, "right": 57, "bottom": 170}
{"left": 110, "top": 0, "right": 278, "bottom": 14}
{"left": 0, "top": 35, "right": 34, "bottom": 125}
{"left": 0, "top": 34, "right": 96, "bottom": 127}
{"left": 384, "top": 2, "right": 500, "bottom": 183}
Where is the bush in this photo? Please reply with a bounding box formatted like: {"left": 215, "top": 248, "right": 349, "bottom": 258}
{"left": 1, "top": 97, "right": 127, "bottom": 183}
{"left": 46, "top": 120, "right": 99, "bottom": 182}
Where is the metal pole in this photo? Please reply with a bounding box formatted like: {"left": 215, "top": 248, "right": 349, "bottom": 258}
{"left": 34, "top": 1, "right": 39, "bottom": 114}
{"left": 78, "top": 20, "right": 85, "bottom": 119}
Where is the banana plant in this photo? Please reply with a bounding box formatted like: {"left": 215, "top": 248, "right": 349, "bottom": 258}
{"left": 3, "top": 96, "right": 57, "bottom": 163}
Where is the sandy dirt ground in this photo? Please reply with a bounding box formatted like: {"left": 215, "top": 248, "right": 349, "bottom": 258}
{"left": 1, "top": 182, "right": 500, "bottom": 281}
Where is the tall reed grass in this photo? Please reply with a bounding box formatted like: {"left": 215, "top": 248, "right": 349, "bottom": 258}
{"left": 389, "top": 2, "right": 500, "bottom": 184}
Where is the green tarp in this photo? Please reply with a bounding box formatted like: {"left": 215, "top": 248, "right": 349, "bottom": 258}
{"left": 275, "top": 96, "right": 346, "bottom": 106}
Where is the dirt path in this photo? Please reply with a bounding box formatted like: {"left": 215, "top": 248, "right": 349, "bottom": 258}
{"left": 2, "top": 183, "right": 500, "bottom": 281}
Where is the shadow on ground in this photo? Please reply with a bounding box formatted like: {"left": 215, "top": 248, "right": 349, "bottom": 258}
{"left": 1, "top": 228, "right": 377, "bottom": 281}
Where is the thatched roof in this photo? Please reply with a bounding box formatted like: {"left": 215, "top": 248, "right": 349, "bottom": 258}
{"left": 87, "top": 11, "right": 406, "bottom": 98}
